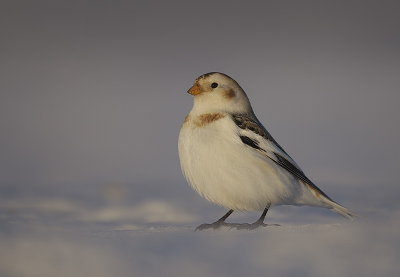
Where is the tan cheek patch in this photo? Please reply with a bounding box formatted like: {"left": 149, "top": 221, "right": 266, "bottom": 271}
{"left": 194, "top": 113, "right": 225, "bottom": 127}
{"left": 224, "top": 89, "right": 236, "bottom": 99}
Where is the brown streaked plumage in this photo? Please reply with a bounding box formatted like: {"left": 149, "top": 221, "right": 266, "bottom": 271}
{"left": 194, "top": 113, "right": 225, "bottom": 127}
{"left": 196, "top": 72, "right": 219, "bottom": 82}
{"left": 183, "top": 114, "right": 191, "bottom": 124}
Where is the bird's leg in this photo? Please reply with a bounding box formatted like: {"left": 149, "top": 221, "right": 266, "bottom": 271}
{"left": 252, "top": 204, "right": 270, "bottom": 226}
{"left": 195, "top": 210, "right": 234, "bottom": 230}
{"left": 235, "top": 204, "right": 277, "bottom": 230}
{"left": 216, "top": 209, "right": 234, "bottom": 223}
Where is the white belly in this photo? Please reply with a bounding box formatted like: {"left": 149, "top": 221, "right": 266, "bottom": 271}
{"left": 178, "top": 117, "right": 304, "bottom": 211}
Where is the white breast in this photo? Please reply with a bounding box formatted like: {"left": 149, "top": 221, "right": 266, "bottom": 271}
{"left": 178, "top": 114, "right": 304, "bottom": 211}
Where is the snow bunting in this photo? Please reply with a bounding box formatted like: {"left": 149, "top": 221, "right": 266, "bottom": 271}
{"left": 178, "top": 72, "right": 355, "bottom": 229}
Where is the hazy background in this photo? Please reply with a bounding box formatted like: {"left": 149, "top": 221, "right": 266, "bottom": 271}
{"left": 1, "top": 1, "right": 399, "bottom": 276}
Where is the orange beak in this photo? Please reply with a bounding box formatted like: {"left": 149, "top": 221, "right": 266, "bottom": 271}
{"left": 187, "top": 83, "right": 202, "bottom": 95}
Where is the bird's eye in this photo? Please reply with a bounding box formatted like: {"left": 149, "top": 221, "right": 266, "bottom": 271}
{"left": 211, "top": 82, "right": 218, "bottom": 88}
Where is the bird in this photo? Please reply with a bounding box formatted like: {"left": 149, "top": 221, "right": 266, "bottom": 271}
{"left": 178, "top": 72, "right": 355, "bottom": 230}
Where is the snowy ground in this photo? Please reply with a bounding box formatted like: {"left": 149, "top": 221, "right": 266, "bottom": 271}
{"left": 1, "top": 194, "right": 399, "bottom": 277}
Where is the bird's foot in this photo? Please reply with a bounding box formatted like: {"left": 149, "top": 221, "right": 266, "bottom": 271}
{"left": 231, "top": 221, "right": 280, "bottom": 230}
{"left": 195, "top": 220, "right": 230, "bottom": 231}
{"left": 195, "top": 220, "right": 280, "bottom": 231}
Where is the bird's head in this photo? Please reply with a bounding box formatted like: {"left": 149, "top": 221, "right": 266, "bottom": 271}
{"left": 187, "top": 72, "right": 253, "bottom": 115}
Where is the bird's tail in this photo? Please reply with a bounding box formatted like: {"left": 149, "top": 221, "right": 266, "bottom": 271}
{"left": 306, "top": 183, "right": 356, "bottom": 220}
{"left": 326, "top": 199, "right": 356, "bottom": 220}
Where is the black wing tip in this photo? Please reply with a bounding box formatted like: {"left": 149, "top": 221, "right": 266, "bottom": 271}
{"left": 239, "top": 136, "right": 264, "bottom": 151}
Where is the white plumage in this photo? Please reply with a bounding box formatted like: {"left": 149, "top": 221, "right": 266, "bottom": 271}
{"left": 178, "top": 72, "right": 354, "bottom": 228}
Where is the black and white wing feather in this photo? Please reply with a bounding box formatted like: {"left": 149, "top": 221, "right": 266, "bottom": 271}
{"left": 231, "top": 113, "right": 332, "bottom": 201}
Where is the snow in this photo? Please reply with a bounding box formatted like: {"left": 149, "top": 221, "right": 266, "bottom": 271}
{"left": 1, "top": 197, "right": 399, "bottom": 277}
